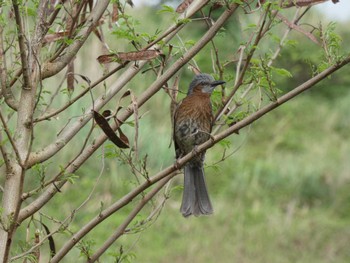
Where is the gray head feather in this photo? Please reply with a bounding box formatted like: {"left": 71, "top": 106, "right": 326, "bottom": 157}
{"left": 187, "top": 73, "right": 215, "bottom": 95}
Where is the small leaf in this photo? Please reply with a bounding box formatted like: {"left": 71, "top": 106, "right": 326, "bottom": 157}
{"left": 112, "top": 3, "right": 119, "bottom": 23}
{"left": 272, "top": 67, "right": 292, "bottom": 78}
{"left": 157, "top": 5, "right": 175, "bottom": 14}
{"left": 43, "top": 31, "right": 69, "bottom": 44}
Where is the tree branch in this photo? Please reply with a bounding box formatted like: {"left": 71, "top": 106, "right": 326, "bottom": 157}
{"left": 49, "top": 54, "right": 350, "bottom": 262}
{"left": 0, "top": 111, "right": 22, "bottom": 166}
{"left": 26, "top": 0, "right": 213, "bottom": 168}
{"left": 19, "top": 1, "right": 239, "bottom": 227}
{"left": 0, "top": 15, "right": 18, "bottom": 110}
{"left": 41, "top": 0, "right": 109, "bottom": 79}
{"left": 12, "top": 0, "right": 30, "bottom": 90}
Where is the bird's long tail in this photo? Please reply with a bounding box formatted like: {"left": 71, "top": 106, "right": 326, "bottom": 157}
{"left": 180, "top": 164, "right": 213, "bottom": 217}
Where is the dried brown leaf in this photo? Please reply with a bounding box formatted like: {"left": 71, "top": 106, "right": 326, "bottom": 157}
{"left": 43, "top": 31, "right": 69, "bottom": 44}
{"left": 281, "top": 0, "right": 328, "bottom": 8}
{"left": 117, "top": 127, "right": 130, "bottom": 147}
{"left": 117, "top": 50, "right": 161, "bottom": 61}
{"left": 120, "top": 90, "right": 131, "bottom": 99}
{"left": 93, "top": 28, "right": 103, "bottom": 43}
{"left": 130, "top": 91, "right": 139, "bottom": 158}
{"left": 188, "top": 64, "right": 201, "bottom": 75}
{"left": 211, "top": 0, "right": 225, "bottom": 11}
{"left": 40, "top": 222, "right": 56, "bottom": 258}
{"left": 176, "top": 0, "right": 194, "bottom": 13}
{"left": 102, "top": 110, "right": 112, "bottom": 118}
{"left": 116, "top": 106, "right": 123, "bottom": 115}
{"left": 97, "top": 54, "right": 120, "bottom": 64}
{"left": 97, "top": 50, "right": 161, "bottom": 64}
{"left": 75, "top": 74, "right": 91, "bottom": 85}
{"left": 112, "top": 3, "right": 119, "bottom": 23}
{"left": 126, "top": 0, "right": 134, "bottom": 7}
{"left": 93, "top": 111, "right": 129, "bottom": 149}
{"left": 67, "top": 61, "right": 74, "bottom": 94}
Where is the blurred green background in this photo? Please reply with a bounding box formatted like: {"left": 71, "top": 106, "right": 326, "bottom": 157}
{"left": 7, "top": 2, "right": 350, "bottom": 262}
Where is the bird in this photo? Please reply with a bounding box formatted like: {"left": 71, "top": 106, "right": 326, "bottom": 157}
{"left": 173, "top": 73, "right": 225, "bottom": 217}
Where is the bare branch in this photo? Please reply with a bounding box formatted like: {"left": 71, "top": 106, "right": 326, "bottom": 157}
{"left": 215, "top": 5, "right": 272, "bottom": 122}
{"left": 12, "top": 0, "right": 30, "bottom": 90}
{"left": 0, "top": 13, "right": 18, "bottom": 110}
{"left": 26, "top": 0, "right": 214, "bottom": 168}
{"left": 41, "top": 0, "right": 110, "bottom": 79}
{"left": 0, "top": 111, "right": 22, "bottom": 166}
{"left": 19, "top": 0, "right": 239, "bottom": 229}
{"left": 276, "top": 13, "right": 319, "bottom": 45}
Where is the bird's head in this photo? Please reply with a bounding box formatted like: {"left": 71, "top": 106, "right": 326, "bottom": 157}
{"left": 187, "top": 73, "right": 225, "bottom": 95}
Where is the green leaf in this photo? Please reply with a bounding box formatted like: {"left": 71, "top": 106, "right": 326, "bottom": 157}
{"left": 272, "top": 67, "right": 292, "bottom": 78}
{"left": 157, "top": 5, "right": 175, "bottom": 14}
{"left": 219, "top": 139, "right": 232, "bottom": 149}
{"left": 176, "top": 18, "right": 191, "bottom": 26}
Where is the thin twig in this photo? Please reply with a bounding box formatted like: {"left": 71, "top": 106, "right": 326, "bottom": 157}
{"left": 0, "top": 111, "right": 22, "bottom": 166}
{"left": 87, "top": 176, "right": 174, "bottom": 263}
{"left": 215, "top": 5, "right": 272, "bottom": 122}
{"left": 12, "top": 0, "right": 30, "bottom": 90}
{"left": 11, "top": 147, "right": 106, "bottom": 262}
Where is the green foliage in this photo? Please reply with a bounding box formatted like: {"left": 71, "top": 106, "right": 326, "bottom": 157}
{"left": 108, "top": 246, "right": 136, "bottom": 263}
{"left": 77, "top": 239, "right": 95, "bottom": 259}
{"left": 156, "top": 5, "right": 175, "bottom": 15}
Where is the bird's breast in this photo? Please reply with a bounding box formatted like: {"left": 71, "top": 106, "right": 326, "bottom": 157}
{"left": 174, "top": 94, "right": 213, "bottom": 154}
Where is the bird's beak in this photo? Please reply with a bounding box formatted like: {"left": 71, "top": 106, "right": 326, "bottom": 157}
{"left": 211, "top": 80, "right": 226, "bottom": 87}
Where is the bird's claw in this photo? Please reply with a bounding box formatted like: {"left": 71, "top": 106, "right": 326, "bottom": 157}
{"left": 209, "top": 134, "right": 215, "bottom": 143}
{"left": 192, "top": 145, "right": 199, "bottom": 156}
{"left": 174, "top": 158, "right": 181, "bottom": 170}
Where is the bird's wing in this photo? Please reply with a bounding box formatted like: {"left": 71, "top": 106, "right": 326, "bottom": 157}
{"left": 172, "top": 99, "right": 183, "bottom": 158}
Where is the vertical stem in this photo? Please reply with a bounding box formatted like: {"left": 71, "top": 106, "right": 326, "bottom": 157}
{"left": 0, "top": 1, "right": 48, "bottom": 261}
